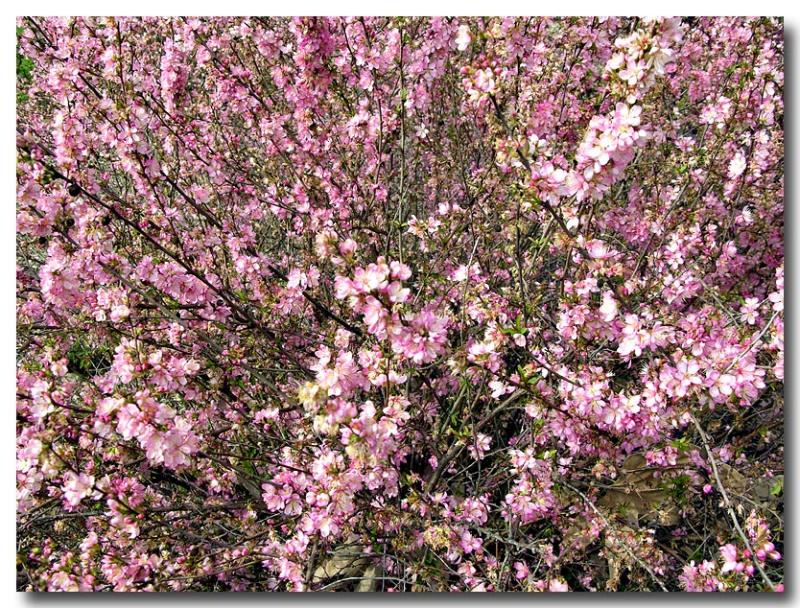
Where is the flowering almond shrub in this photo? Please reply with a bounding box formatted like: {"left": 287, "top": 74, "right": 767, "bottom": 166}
{"left": 16, "top": 17, "right": 783, "bottom": 592}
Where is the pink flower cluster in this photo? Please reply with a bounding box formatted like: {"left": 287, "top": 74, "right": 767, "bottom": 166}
{"left": 680, "top": 512, "right": 783, "bottom": 592}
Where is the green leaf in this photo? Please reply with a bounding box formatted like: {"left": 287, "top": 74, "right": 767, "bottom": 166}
{"left": 669, "top": 437, "right": 691, "bottom": 452}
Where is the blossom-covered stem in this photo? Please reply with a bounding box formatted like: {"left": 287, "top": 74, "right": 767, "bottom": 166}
{"left": 690, "top": 415, "right": 777, "bottom": 592}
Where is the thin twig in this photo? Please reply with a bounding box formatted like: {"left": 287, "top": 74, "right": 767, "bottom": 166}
{"left": 690, "top": 415, "right": 777, "bottom": 592}
{"left": 563, "top": 481, "right": 670, "bottom": 592}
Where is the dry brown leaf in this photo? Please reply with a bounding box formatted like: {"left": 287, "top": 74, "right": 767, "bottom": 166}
{"left": 312, "top": 537, "right": 371, "bottom": 585}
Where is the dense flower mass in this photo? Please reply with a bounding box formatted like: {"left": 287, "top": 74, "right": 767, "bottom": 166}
{"left": 16, "top": 17, "right": 783, "bottom": 592}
